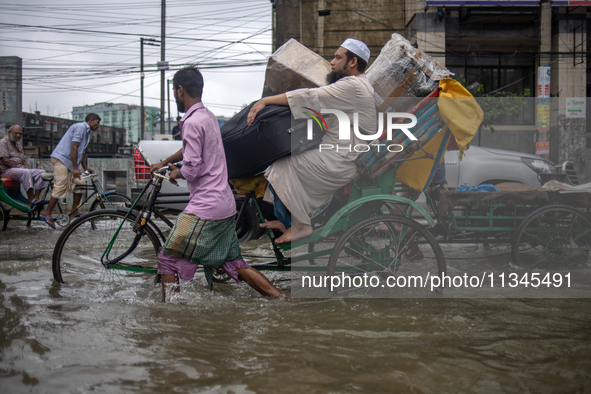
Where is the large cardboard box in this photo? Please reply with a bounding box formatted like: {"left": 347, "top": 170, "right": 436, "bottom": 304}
{"left": 367, "top": 33, "right": 453, "bottom": 113}
{"left": 262, "top": 39, "right": 331, "bottom": 97}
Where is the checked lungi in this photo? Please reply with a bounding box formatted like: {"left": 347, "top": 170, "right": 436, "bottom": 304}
{"left": 1, "top": 168, "right": 48, "bottom": 192}
{"left": 158, "top": 212, "right": 250, "bottom": 289}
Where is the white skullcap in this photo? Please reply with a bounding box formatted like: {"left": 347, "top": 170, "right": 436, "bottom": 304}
{"left": 340, "top": 38, "right": 370, "bottom": 62}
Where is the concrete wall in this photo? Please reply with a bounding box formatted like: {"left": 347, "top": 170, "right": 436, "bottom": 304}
{"left": 273, "top": 0, "right": 405, "bottom": 63}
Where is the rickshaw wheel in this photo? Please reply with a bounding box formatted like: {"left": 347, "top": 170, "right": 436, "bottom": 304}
{"left": 211, "top": 266, "right": 231, "bottom": 283}
{"left": 0, "top": 203, "right": 8, "bottom": 231}
{"left": 327, "top": 215, "right": 446, "bottom": 297}
{"left": 511, "top": 205, "right": 591, "bottom": 270}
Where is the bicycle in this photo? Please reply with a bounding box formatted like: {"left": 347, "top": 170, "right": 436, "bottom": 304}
{"left": 51, "top": 146, "right": 184, "bottom": 284}
{"left": 0, "top": 170, "right": 131, "bottom": 231}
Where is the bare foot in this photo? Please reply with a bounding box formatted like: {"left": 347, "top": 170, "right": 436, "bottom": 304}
{"left": 39, "top": 210, "right": 52, "bottom": 219}
{"left": 260, "top": 220, "right": 287, "bottom": 233}
{"left": 275, "top": 224, "right": 313, "bottom": 244}
{"left": 70, "top": 210, "right": 82, "bottom": 218}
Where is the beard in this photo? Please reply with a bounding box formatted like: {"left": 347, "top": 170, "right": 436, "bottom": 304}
{"left": 8, "top": 135, "right": 17, "bottom": 143}
{"left": 175, "top": 98, "right": 185, "bottom": 113}
{"left": 326, "top": 63, "right": 349, "bottom": 84}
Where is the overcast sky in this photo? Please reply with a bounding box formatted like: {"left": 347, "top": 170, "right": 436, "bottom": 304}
{"left": 0, "top": 0, "right": 272, "bottom": 120}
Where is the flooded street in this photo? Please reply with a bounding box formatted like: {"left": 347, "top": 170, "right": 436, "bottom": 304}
{"left": 1, "top": 220, "right": 591, "bottom": 393}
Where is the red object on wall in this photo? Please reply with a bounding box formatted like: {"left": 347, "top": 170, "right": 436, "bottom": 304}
{"left": 134, "top": 150, "right": 151, "bottom": 180}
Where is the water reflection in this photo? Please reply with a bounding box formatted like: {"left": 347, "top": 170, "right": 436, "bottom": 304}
{"left": 1, "top": 221, "right": 590, "bottom": 392}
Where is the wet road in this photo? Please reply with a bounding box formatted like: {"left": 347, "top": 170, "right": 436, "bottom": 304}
{"left": 1, "top": 220, "right": 591, "bottom": 393}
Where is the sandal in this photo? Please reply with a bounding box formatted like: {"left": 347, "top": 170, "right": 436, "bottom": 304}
{"left": 38, "top": 215, "right": 56, "bottom": 229}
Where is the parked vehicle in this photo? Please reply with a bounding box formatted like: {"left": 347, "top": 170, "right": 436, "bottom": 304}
{"left": 445, "top": 145, "right": 556, "bottom": 188}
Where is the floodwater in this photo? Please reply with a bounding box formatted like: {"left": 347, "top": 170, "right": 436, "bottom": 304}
{"left": 1, "top": 220, "right": 591, "bottom": 393}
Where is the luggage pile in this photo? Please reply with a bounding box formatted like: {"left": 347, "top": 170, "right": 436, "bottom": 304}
{"left": 262, "top": 38, "right": 331, "bottom": 97}
{"left": 222, "top": 40, "right": 328, "bottom": 179}
{"left": 355, "top": 33, "right": 453, "bottom": 179}
{"left": 221, "top": 34, "right": 453, "bottom": 180}
{"left": 221, "top": 101, "right": 323, "bottom": 179}
{"left": 366, "top": 33, "right": 453, "bottom": 113}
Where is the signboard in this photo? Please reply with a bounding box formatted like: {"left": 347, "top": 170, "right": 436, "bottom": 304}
{"left": 566, "top": 98, "right": 586, "bottom": 118}
{"left": 537, "top": 66, "right": 550, "bottom": 98}
{"left": 536, "top": 98, "right": 550, "bottom": 131}
{"left": 426, "top": 1, "right": 591, "bottom": 5}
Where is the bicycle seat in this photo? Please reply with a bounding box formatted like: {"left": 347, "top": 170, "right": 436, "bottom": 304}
{"left": 41, "top": 173, "right": 54, "bottom": 181}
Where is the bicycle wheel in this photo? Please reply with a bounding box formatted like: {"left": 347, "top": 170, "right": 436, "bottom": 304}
{"left": 52, "top": 209, "right": 160, "bottom": 286}
{"left": 235, "top": 198, "right": 262, "bottom": 242}
{"left": 0, "top": 203, "right": 7, "bottom": 231}
{"left": 327, "top": 215, "right": 446, "bottom": 297}
{"left": 512, "top": 205, "right": 591, "bottom": 270}
{"left": 90, "top": 192, "right": 132, "bottom": 212}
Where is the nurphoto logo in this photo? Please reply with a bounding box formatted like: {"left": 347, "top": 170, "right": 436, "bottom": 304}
{"left": 304, "top": 108, "right": 418, "bottom": 153}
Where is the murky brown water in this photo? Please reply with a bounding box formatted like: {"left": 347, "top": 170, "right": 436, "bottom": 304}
{"left": 1, "top": 220, "right": 591, "bottom": 393}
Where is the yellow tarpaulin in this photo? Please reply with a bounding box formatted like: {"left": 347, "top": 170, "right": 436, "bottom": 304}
{"left": 229, "top": 175, "right": 268, "bottom": 199}
{"left": 396, "top": 79, "right": 483, "bottom": 191}
{"left": 437, "top": 79, "right": 483, "bottom": 155}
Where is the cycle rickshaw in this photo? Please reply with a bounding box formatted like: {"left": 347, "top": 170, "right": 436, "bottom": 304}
{"left": 0, "top": 171, "right": 131, "bottom": 231}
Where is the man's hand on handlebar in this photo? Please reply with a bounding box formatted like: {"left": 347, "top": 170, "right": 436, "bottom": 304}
{"left": 150, "top": 162, "right": 165, "bottom": 174}
{"left": 167, "top": 163, "right": 183, "bottom": 186}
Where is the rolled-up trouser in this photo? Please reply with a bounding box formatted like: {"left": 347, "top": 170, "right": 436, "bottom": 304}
{"left": 157, "top": 252, "right": 251, "bottom": 283}
{"left": 51, "top": 157, "right": 85, "bottom": 199}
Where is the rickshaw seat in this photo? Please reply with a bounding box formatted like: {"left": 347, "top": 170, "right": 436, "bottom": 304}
{"left": 41, "top": 173, "right": 54, "bottom": 181}
{"left": 1, "top": 178, "right": 20, "bottom": 188}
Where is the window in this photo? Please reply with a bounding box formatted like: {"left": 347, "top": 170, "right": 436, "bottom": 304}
{"left": 446, "top": 52, "right": 535, "bottom": 125}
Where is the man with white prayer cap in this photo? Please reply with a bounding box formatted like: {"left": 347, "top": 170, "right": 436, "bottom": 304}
{"left": 247, "top": 38, "right": 377, "bottom": 244}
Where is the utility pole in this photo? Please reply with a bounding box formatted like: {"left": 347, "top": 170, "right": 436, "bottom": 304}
{"left": 167, "top": 79, "right": 172, "bottom": 133}
{"left": 140, "top": 38, "right": 160, "bottom": 141}
{"left": 140, "top": 37, "right": 144, "bottom": 142}
{"left": 160, "top": 0, "right": 166, "bottom": 134}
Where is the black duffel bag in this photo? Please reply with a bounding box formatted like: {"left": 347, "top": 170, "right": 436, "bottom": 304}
{"left": 221, "top": 101, "right": 324, "bottom": 179}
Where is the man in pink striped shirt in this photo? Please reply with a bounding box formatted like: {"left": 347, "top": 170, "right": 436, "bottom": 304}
{"left": 151, "top": 66, "right": 283, "bottom": 301}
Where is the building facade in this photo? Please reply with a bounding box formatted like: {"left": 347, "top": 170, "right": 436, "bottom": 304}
{"left": 21, "top": 111, "right": 126, "bottom": 158}
{"left": 271, "top": 0, "right": 590, "bottom": 182}
{"left": 72, "top": 102, "right": 160, "bottom": 144}
{"left": 405, "top": 0, "right": 589, "bottom": 182}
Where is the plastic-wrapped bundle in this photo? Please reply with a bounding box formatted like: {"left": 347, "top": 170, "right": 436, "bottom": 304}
{"left": 367, "top": 33, "right": 453, "bottom": 113}
{"left": 262, "top": 38, "right": 331, "bottom": 97}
